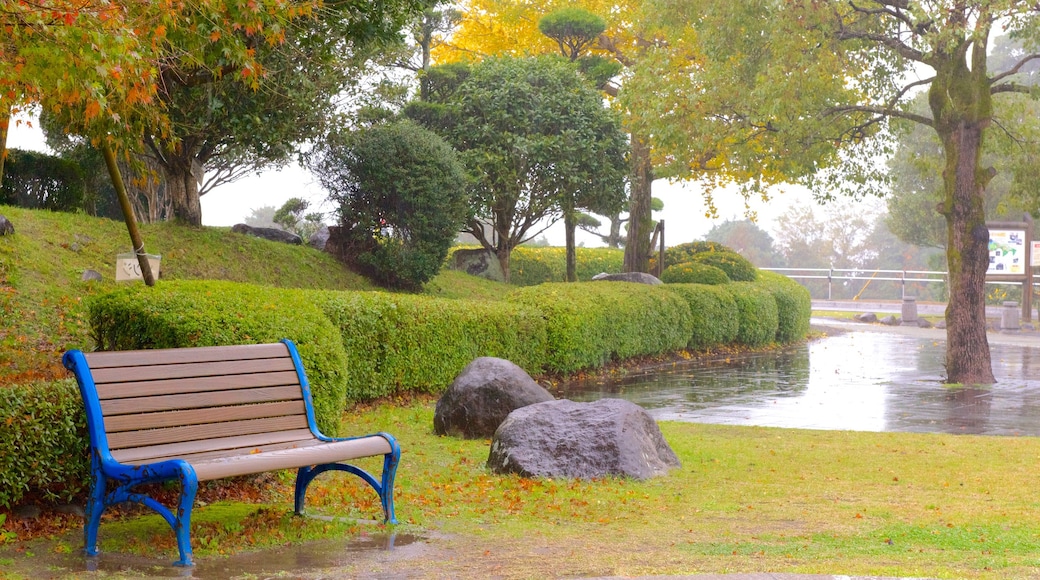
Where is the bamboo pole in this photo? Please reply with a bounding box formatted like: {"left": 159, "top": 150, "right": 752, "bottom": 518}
{"left": 100, "top": 140, "right": 155, "bottom": 286}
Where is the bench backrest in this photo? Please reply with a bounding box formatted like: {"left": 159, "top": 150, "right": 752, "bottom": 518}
{"left": 64, "top": 341, "right": 321, "bottom": 465}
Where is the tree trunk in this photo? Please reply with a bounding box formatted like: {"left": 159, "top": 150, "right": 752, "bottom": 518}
{"left": 0, "top": 108, "right": 9, "bottom": 190}
{"left": 623, "top": 135, "right": 654, "bottom": 272}
{"left": 165, "top": 157, "right": 203, "bottom": 226}
{"left": 564, "top": 208, "right": 577, "bottom": 282}
{"left": 496, "top": 245, "right": 511, "bottom": 284}
{"left": 939, "top": 119, "right": 994, "bottom": 384}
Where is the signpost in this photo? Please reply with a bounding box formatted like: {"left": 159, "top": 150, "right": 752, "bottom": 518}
{"left": 987, "top": 217, "right": 1034, "bottom": 322}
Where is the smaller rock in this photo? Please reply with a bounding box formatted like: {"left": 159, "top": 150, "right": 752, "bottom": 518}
{"left": 917, "top": 318, "right": 934, "bottom": 329}
{"left": 853, "top": 312, "right": 878, "bottom": 323}
{"left": 81, "top": 270, "right": 103, "bottom": 282}
{"left": 591, "top": 272, "right": 662, "bottom": 285}
{"left": 74, "top": 234, "right": 94, "bottom": 244}
{"left": 452, "top": 248, "right": 505, "bottom": 282}
{"left": 0, "top": 214, "right": 13, "bottom": 236}
{"left": 69, "top": 242, "right": 83, "bottom": 252}
{"left": 231, "top": 223, "right": 302, "bottom": 245}
{"left": 435, "top": 357, "right": 553, "bottom": 439}
{"left": 12, "top": 504, "right": 41, "bottom": 520}
{"left": 879, "top": 315, "right": 900, "bottom": 326}
{"left": 934, "top": 319, "right": 947, "bottom": 329}
{"left": 309, "top": 225, "right": 330, "bottom": 251}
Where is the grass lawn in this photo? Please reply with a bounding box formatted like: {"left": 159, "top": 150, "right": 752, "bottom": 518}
{"left": 5, "top": 397, "right": 1040, "bottom": 579}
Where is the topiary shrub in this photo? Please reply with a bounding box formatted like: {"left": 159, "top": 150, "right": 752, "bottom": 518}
{"left": 310, "top": 290, "right": 547, "bottom": 400}
{"left": 1, "top": 149, "right": 85, "bottom": 212}
{"left": 662, "top": 284, "right": 740, "bottom": 349}
{"left": 723, "top": 282, "right": 780, "bottom": 347}
{"left": 661, "top": 261, "right": 730, "bottom": 285}
{"left": 659, "top": 241, "right": 735, "bottom": 269}
{"left": 507, "top": 282, "right": 692, "bottom": 373}
{"left": 757, "top": 270, "right": 812, "bottom": 343}
{"left": 692, "top": 251, "right": 758, "bottom": 282}
{"left": 312, "top": 120, "right": 470, "bottom": 291}
{"left": 0, "top": 379, "right": 88, "bottom": 508}
{"left": 88, "top": 280, "right": 349, "bottom": 437}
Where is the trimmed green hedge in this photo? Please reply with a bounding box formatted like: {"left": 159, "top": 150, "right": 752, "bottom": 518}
{"left": 310, "top": 290, "right": 547, "bottom": 400}
{"left": 89, "top": 280, "right": 349, "bottom": 437}
{"left": 692, "top": 251, "right": 758, "bottom": 282}
{"left": 664, "top": 284, "right": 740, "bottom": 350}
{"left": 507, "top": 282, "right": 692, "bottom": 373}
{"left": 724, "top": 282, "right": 780, "bottom": 347}
{"left": 658, "top": 241, "right": 734, "bottom": 269}
{"left": 661, "top": 261, "right": 730, "bottom": 285}
{"left": 757, "top": 271, "right": 812, "bottom": 343}
{"left": 508, "top": 246, "right": 624, "bottom": 286}
{"left": 0, "top": 379, "right": 88, "bottom": 508}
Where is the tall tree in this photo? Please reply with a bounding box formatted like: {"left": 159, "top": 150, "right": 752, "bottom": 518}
{"left": 439, "top": 0, "right": 664, "bottom": 274}
{"left": 630, "top": 1, "right": 1040, "bottom": 384}
{"left": 704, "top": 219, "right": 783, "bottom": 267}
{"left": 407, "top": 55, "right": 628, "bottom": 282}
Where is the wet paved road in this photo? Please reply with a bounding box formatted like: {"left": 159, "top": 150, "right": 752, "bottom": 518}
{"left": 559, "top": 318, "right": 1040, "bottom": 436}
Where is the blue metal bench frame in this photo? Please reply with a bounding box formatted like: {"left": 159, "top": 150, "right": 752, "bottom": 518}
{"left": 63, "top": 339, "right": 400, "bottom": 567}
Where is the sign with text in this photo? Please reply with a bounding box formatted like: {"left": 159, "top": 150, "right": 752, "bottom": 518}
{"left": 988, "top": 229, "right": 1026, "bottom": 275}
{"left": 1032, "top": 241, "right": 1040, "bottom": 267}
{"left": 115, "top": 253, "right": 161, "bottom": 281}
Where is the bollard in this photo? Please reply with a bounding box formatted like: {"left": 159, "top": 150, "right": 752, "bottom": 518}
{"left": 1002, "top": 301, "right": 1021, "bottom": 331}
{"left": 901, "top": 296, "right": 918, "bottom": 326}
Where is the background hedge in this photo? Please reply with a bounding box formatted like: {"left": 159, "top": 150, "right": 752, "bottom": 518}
{"left": 664, "top": 284, "right": 740, "bottom": 349}
{"left": 89, "top": 280, "right": 350, "bottom": 437}
{"left": 757, "top": 270, "right": 812, "bottom": 343}
{"left": 661, "top": 261, "right": 730, "bottom": 285}
{"left": 724, "top": 282, "right": 780, "bottom": 347}
{"left": 311, "top": 290, "right": 547, "bottom": 400}
{"left": 500, "top": 246, "right": 624, "bottom": 286}
{"left": 507, "top": 282, "right": 692, "bottom": 373}
{"left": 692, "top": 251, "right": 758, "bottom": 282}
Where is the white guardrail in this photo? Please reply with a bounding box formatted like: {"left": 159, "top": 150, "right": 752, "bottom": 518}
{"left": 761, "top": 267, "right": 1033, "bottom": 301}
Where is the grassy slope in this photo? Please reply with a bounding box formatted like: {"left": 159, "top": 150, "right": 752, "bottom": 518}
{"left": 0, "top": 205, "right": 508, "bottom": 384}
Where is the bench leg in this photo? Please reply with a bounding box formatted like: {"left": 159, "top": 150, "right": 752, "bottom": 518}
{"left": 83, "top": 454, "right": 106, "bottom": 557}
{"left": 171, "top": 473, "right": 199, "bottom": 567}
{"left": 293, "top": 437, "right": 400, "bottom": 524}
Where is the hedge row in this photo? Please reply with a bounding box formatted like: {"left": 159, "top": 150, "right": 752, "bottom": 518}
{"left": 503, "top": 246, "right": 625, "bottom": 286}
{"left": 3, "top": 274, "right": 812, "bottom": 508}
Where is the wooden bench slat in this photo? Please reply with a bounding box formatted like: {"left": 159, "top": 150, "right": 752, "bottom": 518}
{"left": 188, "top": 436, "right": 393, "bottom": 482}
{"left": 91, "top": 358, "right": 296, "bottom": 384}
{"left": 83, "top": 343, "right": 290, "bottom": 369}
{"left": 95, "top": 371, "right": 302, "bottom": 400}
{"left": 103, "top": 400, "right": 307, "bottom": 433}
{"left": 100, "top": 386, "right": 303, "bottom": 416}
{"left": 108, "top": 415, "right": 310, "bottom": 450}
{"left": 110, "top": 428, "right": 317, "bottom": 464}
{"left": 133, "top": 438, "right": 328, "bottom": 465}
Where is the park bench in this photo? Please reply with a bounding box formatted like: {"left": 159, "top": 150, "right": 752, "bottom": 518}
{"left": 62, "top": 339, "right": 400, "bottom": 567}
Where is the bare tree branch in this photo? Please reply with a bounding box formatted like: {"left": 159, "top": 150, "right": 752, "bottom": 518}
{"left": 826, "top": 104, "right": 934, "bottom": 128}
{"left": 990, "top": 53, "right": 1040, "bottom": 85}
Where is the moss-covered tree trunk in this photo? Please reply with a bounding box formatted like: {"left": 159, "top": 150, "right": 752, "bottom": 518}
{"left": 162, "top": 150, "right": 203, "bottom": 226}
{"left": 623, "top": 135, "right": 654, "bottom": 273}
{"left": 931, "top": 50, "right": 995, "bottom": 384}
{"left": 0, "top": 108, "right": 8, "bottom": 190}
{"left": 564, "top": 206, "right": 577, "bottom": 282}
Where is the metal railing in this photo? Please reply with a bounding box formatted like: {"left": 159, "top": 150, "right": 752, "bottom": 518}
{"left": 762, "top": 268, "right": 948, "bottom": 301}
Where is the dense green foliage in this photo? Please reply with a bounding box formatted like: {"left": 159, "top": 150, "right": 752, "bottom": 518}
{"left": 311, "top": 290, "right": 546, "bottom": 400}
{"left": 660, "top": 241, "right": 734, "bottom": 268}
{"left": 0, "top": 379, "right": 87, "bottom": 508}
{"left": 88, "top": 280, "right": 349, "bottom": 437}
{"left": 726, "top": 282, "right": 780, "bottom": 347}
{"left": 507, "top": 246, "right": 625, "bottom": 286}
{"left": 691, "top": 251, "right": 758, "bottom": 282}
{"left": 313, "top": 120, "right": 471, "bottom": 291}
{"left": 660, "top": 261, "right": 730, "bottom": 285}
{"left": 664, "top": 284, "right": 740, "bottom": 350}
{"left": 757, "top": 270, "right": 812, "bottom": 343}
{"left": 506, "top": 282, "right": 693, "bottom": 373}
{"left": 0, "top": 149, "right": 85, "bottom": 212}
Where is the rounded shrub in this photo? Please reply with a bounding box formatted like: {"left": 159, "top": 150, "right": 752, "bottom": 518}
{"left": 661, "top": 241, "right": 734, "bottom": 268}
{"left": 692, "top": 251, "right": 758, "bottom": 282}
{"left": 662, "top": 284, "right": 740, "bottom": 349}
{"left": 661, "top": 261, "right": 730, "bottom": 285}
{"left": 723, "top": 282, "right": 779, "bottom": 347}
{"left": 757, "top": 271, "right": 812, "bottom": 343}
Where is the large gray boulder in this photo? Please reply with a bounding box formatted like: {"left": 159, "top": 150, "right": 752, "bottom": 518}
{"left": 0, "top": 214, "right": 13, "bottom": 236}
{"left": 487, "top": 398, "right": 681, "bottom": 480}
{"left": 591, "top": 272, "right": 662, "bottom": 285}
{"left": 231, "top": 223, "right": 302, "bottom": 245}
{"left": 434, "top": 357, "right": 553, "bottom": 439}
{"left": 451, "top": 248, "right": 505, "bottom": 282}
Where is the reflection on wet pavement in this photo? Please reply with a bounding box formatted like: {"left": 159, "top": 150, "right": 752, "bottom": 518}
{"left": 557, "top": 330, "right": 1040, "bottom": 436}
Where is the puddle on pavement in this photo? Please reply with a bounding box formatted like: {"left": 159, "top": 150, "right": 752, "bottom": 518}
{"left": 8, "top": 531, "right": 422, "bottom": 579}
{"left": 556, "top": 327, "right": 1040, "bottom": 436}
